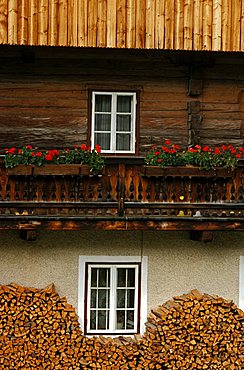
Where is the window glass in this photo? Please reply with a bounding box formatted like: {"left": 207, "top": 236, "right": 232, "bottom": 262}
{"left": 116, "top": 133, "right": 130, "bottom": 151}
{"left": 95, "top": 95, "right": 111, "bottom": 112}
{"left": 94, "top": 133, "right": 111, "bottom": 150}
{"left": 116, "top": 115, "right": 131, "bottom": 131}
{"left": 95, "top": 114, "right": 111, "bottom": 131}
{"left": 117, "top": 96, "right": 131, "bottom": 113}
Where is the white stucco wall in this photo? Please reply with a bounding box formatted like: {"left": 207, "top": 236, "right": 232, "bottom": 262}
{"left": 0, "top": 230, "right": 243, "bottom": 313}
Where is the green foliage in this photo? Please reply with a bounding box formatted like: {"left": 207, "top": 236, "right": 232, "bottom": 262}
{"left": 145, "top": 141, "right": 244, "bottom": 170}
{"left": 4, "top": 144, "right": 104, "bottom": 173}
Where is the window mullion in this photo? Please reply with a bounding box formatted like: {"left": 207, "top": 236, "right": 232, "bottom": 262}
{"left": 110, "top": 266, "right": 116, "bottom": 331}
{"left": 111, "top": 93, "right": 117, "bottom": 152}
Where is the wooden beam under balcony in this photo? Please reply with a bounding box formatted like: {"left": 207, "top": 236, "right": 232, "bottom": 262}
{"left": 0, "top": 215, "right": 243, "bottom": 231}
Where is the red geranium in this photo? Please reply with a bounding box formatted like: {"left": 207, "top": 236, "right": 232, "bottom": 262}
{"left": 45, "top": 153, "right": 54, "bottom": 161}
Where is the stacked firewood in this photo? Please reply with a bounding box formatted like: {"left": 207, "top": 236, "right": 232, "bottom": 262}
{"left": 143, "top": 289, "right": 244, "bottom": 369}
{"left": 0, "top": 284, "right": 243, "bottom": 369}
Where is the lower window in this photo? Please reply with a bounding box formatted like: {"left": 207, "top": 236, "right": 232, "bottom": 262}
{"left": 78, "top": 256, "right": 147, "bottom": 335}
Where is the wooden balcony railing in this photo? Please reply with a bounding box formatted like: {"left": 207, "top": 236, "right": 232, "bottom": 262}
{"left": 0, "top": 158, "right": 244, "bottom": 231}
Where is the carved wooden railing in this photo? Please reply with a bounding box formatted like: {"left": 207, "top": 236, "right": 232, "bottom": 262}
{"left": 0, "top": 158, "right": 243, "bottom": 230}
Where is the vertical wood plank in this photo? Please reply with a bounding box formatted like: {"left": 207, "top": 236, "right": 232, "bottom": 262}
{"left": 97, "top": 0, "right": 107, "bottom": 47}
{"left": 212, "top": 0, "right": 222, "bottom": 51}
{"left": 126, "top": 0, "right": 136, "bottom": 48}
{"left": 68, "top": 0, "right": 78, "bottom": 46}
{"left": 145, "top": 0, "right": 155, "bottom": 49}
{"left": 183, "top": 0, "right": 193, "bottom": 50}
{"left": 231, "top": 0, "right": 241, "bottom": 51}
{"left": 175, "top": 0, "right": 184, "bottom": 50}
{"left": 193, "top": 0, "right": 203, "bottom": 50}
{"left": 29, "top": 0, "right": 37, "bottom": 45}
{"left": 18, "top": 0, "right": 28, "bottom": 44}
{"left": 88, "top": 0, "right": 97, "bottom": 46}
{"left": 241, "top": 0, "right": 244, "bottom": 51}
{"left": 116, "top": 0, "right": 126, "bottom": 48}
{"left": 78, "top": 0, "right": 87, "bottom": 46}
{"left": 38, "top": 0, "right": 48, "bottom": 45}
{"left": 164, "top": 0, "right": 174, "bottom": 49}
{"left": 106, "top": 0, "right": 116, "bottom": 47}
{"left": 8, "top": 0, "right": 18, "bottom": 44}
{"left": 135, "top": 0, "right": 146, "bottom": 48}
{"left": 202, "top": 0, "right": 212, "bottom": 50}
{"left": 0, "top": 0, "right": 8, "bottom": 44}
{"left": 155, "top": 0, "right": 165, "bottom": 49}
{"left": 222, "top": 0, "right": 231, "bottom": 51}
{"left": 48, "top": 0, "right": 58, "bottom": 46}
{"left": 58, "top": 0, "right": 68, "bottom": 46}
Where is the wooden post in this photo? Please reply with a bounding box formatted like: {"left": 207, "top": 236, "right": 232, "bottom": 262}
{"left": 187, "top": 100, "right": 203, "bottom": 145}
{"left": 118, "top": 164, "right": 125, "bottom": 217}
{"left": 188, "top": 64, "right": 203, "bottom": 97}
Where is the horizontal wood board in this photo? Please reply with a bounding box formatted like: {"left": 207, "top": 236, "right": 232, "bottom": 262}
{"left": 0, "top": 48, "right": 243, "bottom": 151}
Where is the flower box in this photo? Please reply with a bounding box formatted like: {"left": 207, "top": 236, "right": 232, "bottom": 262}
{"left": 6, "top": 165, "right": 34, "bottom": 176}
{"left": 6, "top": 164, "right": 93, "bottom": 176}
{"left": 33, "top": 164, "right": 91, "bottom": 176}
{"left": 143, "top": 166, "right": 235, "bottom": 178}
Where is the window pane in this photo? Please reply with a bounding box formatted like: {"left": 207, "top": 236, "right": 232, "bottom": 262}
{"left": 116, "top": 134, "right": 130, "bottom": 151}
{"left": 91, "top": 268, "right": 97, "bottom": 287}
{"left": 95, "top": 133, "right": 111, "bottom": 150}
{"left": 117, "top": 96, "right": 132, "bottom": 113}
{"left": 98, "top": 310, "right": 107, "bottom": 330}
{"left": 90, "top": 310, "right": 96, "bottom": 330}
{"left": 126, "top": 310, "right": 135, "bottom": 329}
{"left": 117, "top": 289, "right": 126, "bottom": 308}
{"left": 127, "top": 268, "right": 135, "bottom": 287}
{"left": 116, "top": 115, "right": 131, "bottom": 131}
{"left": 90, "top": 289, "right": 97, "bottom": 308}
{"left": 95, "top": 95, "right": 111, "bottom": 112}
{"left": 98, "top": 289, "right": 108, "bottom": 308}
{"left": 116, "top": 310, "right": 125, "bottom": 330}
{"left": 127, "top": 290, "right": 135, "bottom": 308}
{"left": 95, "top": 114, "right": 111, "bottom": 131}
{"left": 98, "top": 268, "right": 110, "bottom": 287}
{"left": 117, "top": 268, "right": 126, "bottom": 287}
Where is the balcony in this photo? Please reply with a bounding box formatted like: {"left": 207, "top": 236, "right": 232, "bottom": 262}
{"left": 0, "top": 158, "right": 243, "bottom": 233}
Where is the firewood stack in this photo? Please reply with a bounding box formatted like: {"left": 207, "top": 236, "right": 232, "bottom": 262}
{"left": 143, "top": 289, "right": 244, "bottom": 369}
{"left": 0, "top": 284, "right": 243, "bottom": 369}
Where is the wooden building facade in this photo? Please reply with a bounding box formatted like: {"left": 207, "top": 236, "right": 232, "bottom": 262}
{"left": 0, "top": 2, "right": 243, "bottom": 366}
{"left": 1, "top": 0, "right": 244, "bottom": 51}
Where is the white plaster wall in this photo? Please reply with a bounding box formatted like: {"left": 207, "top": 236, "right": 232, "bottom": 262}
{"left": 0, "top": 230, "right": 243, "bottom": 313}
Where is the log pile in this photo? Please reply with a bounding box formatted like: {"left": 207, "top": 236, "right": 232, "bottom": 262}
{"left": 0, "top": 284, "right": 243, "bottom": 369}
{"left": 144, "top": 289, "right": 244, "bottom": 369}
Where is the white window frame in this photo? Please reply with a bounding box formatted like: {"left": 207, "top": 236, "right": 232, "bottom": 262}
{"left": 78, "top": 256, "right": 147, "bottom": 335}
{"left": 91, "top": 91, "right": 137, "bottom": 154}
{"left": 240, "top": 256, "right": 244, "bottom": 310}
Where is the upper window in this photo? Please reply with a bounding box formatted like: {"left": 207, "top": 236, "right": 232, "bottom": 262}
{"left": 78, "top": 256, "right": 147, "bottom": 335}
{"left": 91, "top": 92, "right": 137, "bottom": 154}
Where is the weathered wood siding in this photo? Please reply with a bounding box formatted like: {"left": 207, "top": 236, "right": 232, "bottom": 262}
{"left": 0, "top": 48, "right": 243, "bottom": 152}
{"left": 0, "top": 0, "right": 243, "bottom": 51}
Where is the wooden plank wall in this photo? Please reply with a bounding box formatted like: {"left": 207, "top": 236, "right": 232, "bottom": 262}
{"left": 0, "top": 0, "right": 243, "bottom": 51}
{"left": 0, "top": 48, "right": 243, "bottom": 152}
